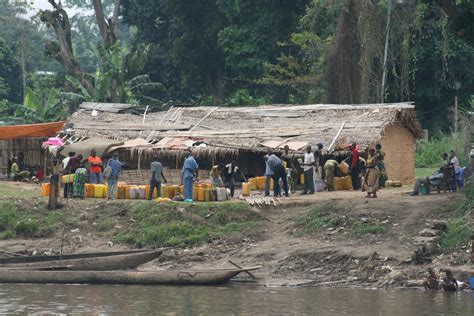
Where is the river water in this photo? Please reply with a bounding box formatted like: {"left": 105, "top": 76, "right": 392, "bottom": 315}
{"left": 0, "top": 284, "right": 472, "bottom": 315}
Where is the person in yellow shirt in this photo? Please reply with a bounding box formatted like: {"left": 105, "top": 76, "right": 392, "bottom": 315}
{"left": 11, "top": 157, "right": 29, "bottom": 181}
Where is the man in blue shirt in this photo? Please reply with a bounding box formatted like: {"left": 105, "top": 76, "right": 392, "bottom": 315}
{"left": 182, "top": 151, "right": 199, "bottom": 201}
{"left": 264, "top": 150, "right": 274, "bottom": 197}
{"left": 106, "top": 153, "right": 121, "bottom": 199}
{"left": 264, "top": 149, "right": 289, "bottom": 197}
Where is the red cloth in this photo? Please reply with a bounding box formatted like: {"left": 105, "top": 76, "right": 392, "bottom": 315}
{"left": 351, "top": 146, "right": 359, "bottom": 168}
{"left": 35, "top": 170, "right": 45, "bottom": 181}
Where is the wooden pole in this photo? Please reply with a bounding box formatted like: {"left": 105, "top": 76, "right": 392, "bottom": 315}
{"left": 228, "top": 260, "right": 256, "bottom": 279}
{"left": 190, "top": 107, "right": 219, "bottom": 131}
{"left": 48, "top": 174, "right": 59, "bottom": 210}
{"left": 328, "top": 122, "right": 346, "bottom": 152}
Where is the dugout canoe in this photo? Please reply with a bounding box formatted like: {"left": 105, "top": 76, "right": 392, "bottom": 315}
{"left": 0, "top": 267, "right": 261, "bottom": 285}
{"left": 0, "top": 249, "right": 166, "bottom": 271}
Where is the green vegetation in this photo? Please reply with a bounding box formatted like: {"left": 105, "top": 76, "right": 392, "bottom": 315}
{"left": 114, "top": 201, "right": 262, "bottom": 248}
{"left": 415, "top": 168, "right": 434, "bottom": 179}
{"left": 415, "top": 133, "right": 468, "bottom": 168}
{"left": 440, "top": 182, "right": 473, "bottom": 253}
{"left": 294, "top": 203, "right": 386, "bottom": 236}
{"left": 0, "top": 194, "right": 262, "bottom": 248}
{"left": 0, "top": 183, "right": 41, "bottom": 199}
{"left": 1, "top": 1, "right": 473, "bottom": 129}
{"left": 0, "top": 200, "right": 67, "bottom": 238}
{"left": 352, "top": 223, "right": 385, "bottom": 235}
{"left": 293, "top": 203, "right": 345, "bottom": 236}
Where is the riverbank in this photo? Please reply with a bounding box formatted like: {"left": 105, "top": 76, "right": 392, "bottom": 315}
{"left": 0, "top": 181, "right": 472, "bottom": 289}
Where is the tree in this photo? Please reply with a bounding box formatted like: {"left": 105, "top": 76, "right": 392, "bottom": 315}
{"left": 122, "top": 0, "right": 307, "bottom": 105}
{"left": 40, "top": 0, "right": 122, "bottom": 101}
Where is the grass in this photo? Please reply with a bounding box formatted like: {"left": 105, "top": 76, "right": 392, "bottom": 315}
{"left": 0, "top": 184, "right": 263, "bottom": 249}
{"left": 293, "top": 203, "right": 386, "bottom": 237}
{"left": 440, "top": 181, "right": 473, "bottom": 253}
{"left": 0, "top": 200, "right": 67, "bottom": 238}
{"left": 415, "top": 168, "right": 434, "bottom": 179}
{"left": 0, "top": 182, "right": 41, "bottom": 199}
{"left": 293, "top": 203, "right": 345, "bottom": 236}
{"left": 114, "top": 201, "right": 262, "bottom": 248}
{"left": 352, "top": 222, "right": 385, "bottom": 235}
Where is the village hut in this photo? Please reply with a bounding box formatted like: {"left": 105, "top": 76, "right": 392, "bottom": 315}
{"left": 68, "top": 102, "right": 422, "bottom": 184}
{"left": 0, "top": 122, "right": 65, "bottom": 178}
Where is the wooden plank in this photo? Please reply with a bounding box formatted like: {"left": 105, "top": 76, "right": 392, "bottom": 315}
{"left": 79, "top": 102, "right": 132, "bottom": 113}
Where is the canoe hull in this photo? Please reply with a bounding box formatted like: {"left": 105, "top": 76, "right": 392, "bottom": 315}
{"left": 0, "top": 269, "right": 251, "bottom": 285}
{"left": 0, "top": 249, "right": 165, "bottom": 271}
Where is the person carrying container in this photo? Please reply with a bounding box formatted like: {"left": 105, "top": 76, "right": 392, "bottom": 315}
{"left": 149, "top": 155, "right": 168, "bottom": 200}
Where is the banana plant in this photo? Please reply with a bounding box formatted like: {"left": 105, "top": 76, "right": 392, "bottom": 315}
{"left": 66, "top": 44, "right": 165, "bottom": 107}
{"left": 20, "top": 87, "right": 69, "bottom": 123}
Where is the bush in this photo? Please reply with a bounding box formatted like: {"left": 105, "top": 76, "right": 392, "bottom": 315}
{"left": 415, "top": 133, "right": 468, "bottom": 168}
{"left": 440, "top": 181, "right": 474, "bottom": 252}
{"left": 114, "top": 201, "right": 262, "bottom": 248}
{"left": 441, "top": 219, "right": 472, "bottom": 252}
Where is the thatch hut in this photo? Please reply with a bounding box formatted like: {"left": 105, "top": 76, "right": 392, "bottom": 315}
{"left": 0, "top": 122, "right": 65, "bottom": 177}
{"left": 68, "top": 102, "right": 422, "bottom": 184}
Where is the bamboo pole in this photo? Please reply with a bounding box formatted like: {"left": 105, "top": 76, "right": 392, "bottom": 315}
{"left": 328, "top": 122, "right": 346, "bottom": 152}
{"left": 189, "top": 107, "right": 219, "bottom": 131}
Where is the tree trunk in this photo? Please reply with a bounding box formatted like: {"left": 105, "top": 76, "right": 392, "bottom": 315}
{"left": 41, "top": 0, "right": 122, "bottom": 101}
{"left": 208, "top": 65, "right": 225, "bottom": 106}
{"left": 92, "top": 0, "right": 120, "bottom": 48}
{"left": 41, "top": 0, "right": 94, "bottom": 94}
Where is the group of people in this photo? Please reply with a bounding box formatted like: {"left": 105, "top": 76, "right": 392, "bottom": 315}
{"left": 261, "top": 142, "right": 388, "bottom": 198}
{"left": 9, "top": 152, "right": 44, "bottom": 182}
{"left": 61, "top": 150, "right": 121, "bottom": 200}
{"left": 411, "top": 150, "right": 461, "bottom": 195}
{"left": 424, "top": 268, "right": 469, "bottom": 292}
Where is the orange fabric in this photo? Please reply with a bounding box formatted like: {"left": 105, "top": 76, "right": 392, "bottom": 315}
{"left": 88, "top": 156, "right": 102, "bottom": 173}
{"left": 0, "top": 122, "right": 65, "bottom": 140}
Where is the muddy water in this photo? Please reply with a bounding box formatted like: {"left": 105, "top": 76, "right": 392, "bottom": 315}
{"left": 0, "top": 284, "right": 473, "bottom": 315}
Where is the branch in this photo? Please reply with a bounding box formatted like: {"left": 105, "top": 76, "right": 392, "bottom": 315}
{"left": 92, "top": 0, "right": 109, "bottom": 44}
{"left": 41, "top": 0, "right": 94, "bottom": 95}
{"left": 112, "top": 0, "right": 121, "bottom": 25}
{"left": 92, "top": 0, "right": 119, "bottom": 47}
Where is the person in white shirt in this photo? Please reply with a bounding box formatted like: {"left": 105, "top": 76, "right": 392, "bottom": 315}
{"left": 61, "top": 151, "right": 75, "bottom": 198}
{"left": 449, "top": 150, "right": 460, "bottom": 173}
{"left": 223, "top": 161, "right": 239, "bottom": 197}
{"left": 301, "top": 146, "right": 315, "bottom": 194}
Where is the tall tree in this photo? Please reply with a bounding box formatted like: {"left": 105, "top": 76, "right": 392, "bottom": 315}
{"left": 40, "top": 0, "right": 121, "bottom": 101}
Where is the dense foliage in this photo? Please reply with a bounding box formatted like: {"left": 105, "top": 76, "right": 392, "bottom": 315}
{"left": 0, "top": 0, "right": 473, "bottom": 130}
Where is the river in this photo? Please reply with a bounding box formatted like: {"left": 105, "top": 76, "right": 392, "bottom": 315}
{"left": 0, "top": 284, "right": 472, "bottom": 315}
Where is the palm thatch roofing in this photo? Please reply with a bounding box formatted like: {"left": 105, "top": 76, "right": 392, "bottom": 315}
{"left": 69, "top": 102, "right": 422, "bottom": 157}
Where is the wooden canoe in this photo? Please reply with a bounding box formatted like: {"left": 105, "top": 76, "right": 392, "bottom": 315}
{"left": 0, "top": 249, "right": 166, "bottom": 271}
{"left": 0, "top": 267, "right": 261, "bottom": 285}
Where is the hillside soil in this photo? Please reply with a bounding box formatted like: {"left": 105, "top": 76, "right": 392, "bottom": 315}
{"left": 0, "top": 181, "right": 472, "bottom": 289}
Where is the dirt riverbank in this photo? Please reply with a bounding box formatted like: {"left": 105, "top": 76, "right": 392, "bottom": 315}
{"left": 0, "top": 181, "right": 472, "bottom": 289}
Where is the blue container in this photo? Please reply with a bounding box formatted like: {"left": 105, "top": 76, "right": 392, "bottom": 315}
{"left": 469, "top": 276, "right": 474, "bottom": 290}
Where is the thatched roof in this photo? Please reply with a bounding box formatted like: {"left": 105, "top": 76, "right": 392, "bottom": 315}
{"left": 69, "top": 102, "right": 422, "bottom": 156}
